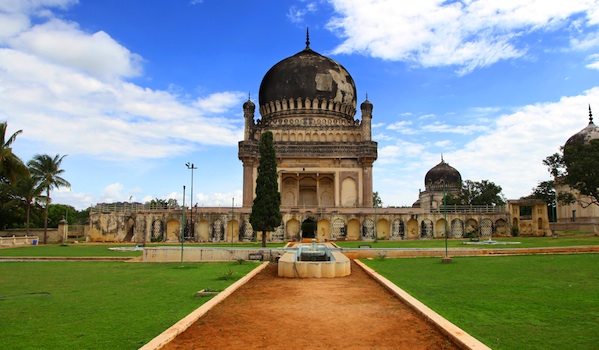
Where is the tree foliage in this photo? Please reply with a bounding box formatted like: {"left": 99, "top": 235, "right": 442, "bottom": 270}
{"left": 445, "top": 179, "right": 506, "bottom": 206}
{"left": 28, "top": 154, "right": 71, "bottom": 244}
{"left": 145, "top": 198, "right": 180, "bottom": 209}
{"left": 249, "top": 131, "right": 281, "bottom": 247}
{"left": 373, "top": 191, "right": 383, "bottom": 208}
{"left": 0, "top": 122, "right": 29, "bottom": 184}
{"left": 544, "top": 140, "right": 599, "bottom": 208}
{"left": 524, "top": 180, "right": 556, "bottom": 221}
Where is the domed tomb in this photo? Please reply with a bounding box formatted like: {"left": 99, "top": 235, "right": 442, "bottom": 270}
{"left": 565, "top": 105, "right": 599, "bottom": 148}
{"left": 424, "top": 158, "right": 462, "bottom": 192}
{"left": 258, "top": 44, "right": 357, "bottom": 121}
{"left": 239, "top": 35, "right": 377, "bottom": 209}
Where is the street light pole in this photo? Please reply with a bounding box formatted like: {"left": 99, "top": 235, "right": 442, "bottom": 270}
{"left": 181, "top": 185, "right": 186, "bottom": 267}
{"left": 186, "top": 162, "right": 197, "bottom": 240}
{"left": 231, "top": 198, "right": 235, "bottom": 244}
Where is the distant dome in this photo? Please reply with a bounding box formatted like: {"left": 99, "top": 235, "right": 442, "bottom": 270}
{"left": 424, "top": 158, "right": 462, "bottom": 192}
{"left": 258, "top": 45, "right": 357, "bottom": 120}
{"left": 565, "top": 106, "right": 599, "bottom": 147}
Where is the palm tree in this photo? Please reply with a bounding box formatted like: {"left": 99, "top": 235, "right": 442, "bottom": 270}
{"left": 19, "top": 174, "right": 44, "bottom": 235}
{"left": 1, "top": 172, "right": 44, "bottom": 235}
{"left": 28, "top": 154, "right": 71, "bottom": 244}
{"left": 0, "top": 122, "right": 29, "bottom": 184}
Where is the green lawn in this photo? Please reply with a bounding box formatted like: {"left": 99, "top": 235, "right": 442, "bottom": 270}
{"left": 0, "top": 261, "right": 259, "bottom": 350}
{"left": 335, "top": 235, "right": 599, "bottom": 249}
{"left": 363, "top": 254, "right": 599, "bottom": 350}
{"left": 0, "top": 242, "right": 286, "bottom": 257}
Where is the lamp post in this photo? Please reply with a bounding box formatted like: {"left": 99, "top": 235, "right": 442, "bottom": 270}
{"left": 186, "top": 162, "right": 197, "bottom": 240}
{"left": 181, "top": 185, "right": 186, "bottom": 267}
{"left": 231, "top": 198, "right": 235, "bottom": 244}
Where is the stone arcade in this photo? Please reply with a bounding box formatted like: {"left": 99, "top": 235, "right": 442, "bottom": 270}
{"left": 89, "top": 39, "right": 550, "bottom": 243}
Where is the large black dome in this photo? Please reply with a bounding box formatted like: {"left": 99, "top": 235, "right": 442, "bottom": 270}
{"left": 424, "top": 159, "right": 462, "bottom": 191}
{"left": 258, "top": 47, "right": 357, "bottom": 119}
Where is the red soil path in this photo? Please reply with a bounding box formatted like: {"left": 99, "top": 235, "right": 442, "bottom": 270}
{"left": 162, "top": 261, "right": 460, "bottom": 350}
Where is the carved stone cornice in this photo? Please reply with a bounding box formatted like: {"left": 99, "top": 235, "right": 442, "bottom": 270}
{"left": 239, "top": 141, "right": 378, "bottom": 160}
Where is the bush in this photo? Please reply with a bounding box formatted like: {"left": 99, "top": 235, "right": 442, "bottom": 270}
{"left": 512, "top": 227, "right": 520, "bottom": 237}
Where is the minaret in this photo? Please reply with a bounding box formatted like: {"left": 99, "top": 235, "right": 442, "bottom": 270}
{"left": 243, "top": 94, "right": 255, "bottom": 141}
{"left": 360, "top": 94, "right": 373, "bottom": 141}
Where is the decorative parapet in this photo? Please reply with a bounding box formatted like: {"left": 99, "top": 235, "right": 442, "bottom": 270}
{"left": 428, "top": 205, "right": 508, "bottom": 214}
{"left": 260, "top": 97, "right": 356, "bottom": 120}
{"left": 238, "top": 141, "right": 378, "bottom": 160}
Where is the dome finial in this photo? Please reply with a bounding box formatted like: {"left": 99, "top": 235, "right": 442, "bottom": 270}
{"left": 441, "top": 154, "right": 444, "bottom": 163}
{"left": 305, "top": 27, "right": 310, "bottom": 49}
{"left": 589, "top": 104, "right": 594, "bottom": 125}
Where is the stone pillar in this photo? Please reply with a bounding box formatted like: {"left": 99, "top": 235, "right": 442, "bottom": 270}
{"left": 242, "top": 159, "right": 254, "bottom": 207}
{"left": 363, "top": 160, "right": 374, "bottom": 207}
{"left": 58, "top": 219, "right": 68, "bottom": 244}
{"left": 334, "top": 171, "right": 340, "bottom": 207}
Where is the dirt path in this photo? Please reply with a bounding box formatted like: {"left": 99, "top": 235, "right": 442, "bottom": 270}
{"left": 162, "top": 261, "right": 460, "bottom": 350}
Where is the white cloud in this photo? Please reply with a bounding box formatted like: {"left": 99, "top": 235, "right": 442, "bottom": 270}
{"left": 326, "top": 0, "right": 599, "bottom": 73}
{"left": 0, "top": 0, "right": 76, "bottom": 14}
{"left": 586, "top": 53, "right": 599, "bottom": 69}
{"left": 194, "top": 91, "right": 246, "bottom": 114}
{"left": 100, "top": 183, "right": 124, "bottom": 202}
{"left": 378, "top": 140, "right": 426, "bottom": 165}
{"left": 421, "top": 122, "right": 489, "bottom": 135}
{"left": 386, "top": 120, "right": 415, "bottom": 133}
{"left": 287, "top": 2, "right": 318, "bottom": 24}
{"left": 377, "top": 86, "right": 599, "bottom": 205}
{"left": 0, "top": 6, "right": 245, "bottom": 161}
{"left": 9, "top": 18, "right": 142, "bottom": 81}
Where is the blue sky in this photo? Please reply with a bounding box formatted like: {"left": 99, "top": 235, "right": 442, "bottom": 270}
{"left": 2, "top": 0, "right": 599, "bottom": 210}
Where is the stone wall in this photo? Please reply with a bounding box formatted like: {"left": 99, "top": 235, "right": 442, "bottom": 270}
{"left": 88, "top": 205, "right": 551, "bottom": 243}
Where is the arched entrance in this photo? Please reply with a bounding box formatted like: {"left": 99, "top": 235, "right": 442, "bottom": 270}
{"left": 301, "top": 218, "right": 317, "bottom": 239}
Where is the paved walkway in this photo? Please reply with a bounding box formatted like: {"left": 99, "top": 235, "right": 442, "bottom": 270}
{"left": 160, "top": 261, "right": 462, "bottom": 350}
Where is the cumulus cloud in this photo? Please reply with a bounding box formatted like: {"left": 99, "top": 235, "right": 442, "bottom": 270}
{"left": 9, "top": 19, "right": 143, "bottom": 81}
{"left": 421, "top": 122, "right": 489, "bottom": 135}
{"left": 376, "top": 87, "right": 599, "bottom": 205}
{"left": 0, "top": 3, "right": 245, "bottom": 161}
{"left": 0, "top": 0, "right": 76, "bottom": 14}
{"left": 287, "top": 1, "right": 318, "bottom": 24}
{"left": 325, "top": 0, "right": 599, "bottom": 73}
{"left": 586, "top": 53, "right": 599, "bottom": 69}
{"left": 194, "top": 91, "right": 246, "bottom": 114}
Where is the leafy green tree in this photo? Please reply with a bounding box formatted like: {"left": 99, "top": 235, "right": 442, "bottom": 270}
{"left": 147, "top": 198, "right": 167, "bottom": 209}
{"left": 47, "top": 204, "right": 79, "bottom": 226}
{"left": 445, "top": 180, "right": 506, "bottom": 206}
{"left": 28, "top": 154, "right": 71, "bottom": 244}
{"left": 249, "top": 131, "right": 281, "bottom": 247}
{"left": 562, "top": 139, "right": 599, "bottom": 207}
{"left": 166, "top": 198, "right": 180, "bottom": 209}
{"left": 0, "top": 175, "right": 25, "bottom": 229}
{"left": 373, "top": 191, "right": 383, "bottom": 208}
{"left": 0, "top": 122, "right": 28, "bottom": 184}
{"left": 74, "top": 207, "right": 91, "bottom": 224}
{"left": 3, "top": 172, "right": 44, "bottom": 233}
{"left": 524, "top": 180, "right": 556, "bottom": 222}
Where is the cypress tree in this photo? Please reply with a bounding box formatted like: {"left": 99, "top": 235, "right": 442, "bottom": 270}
{"left": 249, "top": 131, "right": 282, "bottom": 247}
